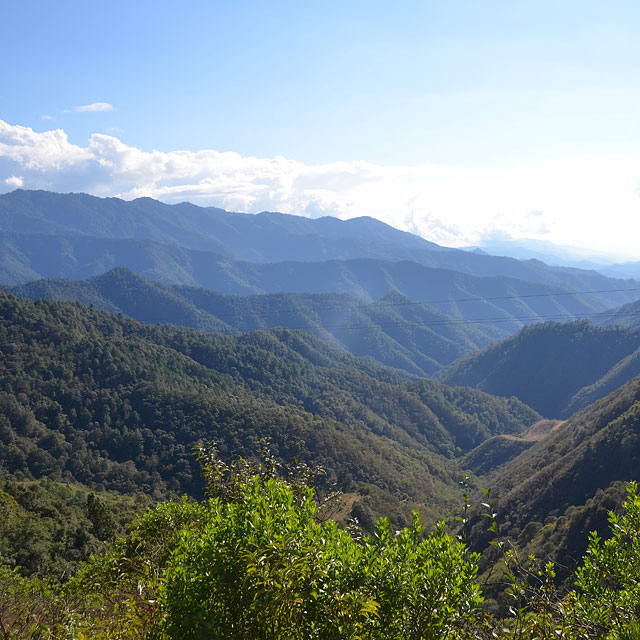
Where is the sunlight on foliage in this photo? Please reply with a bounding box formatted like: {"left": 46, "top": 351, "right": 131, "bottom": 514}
{"left": 2, "top": 448, "right": 640, "bottom": 639}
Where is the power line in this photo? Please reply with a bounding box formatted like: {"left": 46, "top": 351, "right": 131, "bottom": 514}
{"left": 202, "top": 286, "right": 640, "bottom": 321}
{"left": 212, "top": 308, "right": 640, "bottom": 336}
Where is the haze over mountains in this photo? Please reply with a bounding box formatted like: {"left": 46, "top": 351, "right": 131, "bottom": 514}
{"left": 466, "top": 237, "right": 640, "bottom": 279}
{"left": 1, "top": 190, "right": 639, "bottom": 337}
{"left": 3, "top": 267, "right": 500, "bottom": 377}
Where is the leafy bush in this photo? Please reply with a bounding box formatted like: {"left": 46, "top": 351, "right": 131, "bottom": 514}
{"left": 155, "top": 477, "right": 482, "bottom": 639}
{"left": 63, "top": 449, "right": 482, "bottom": 639}
{"left": 570, "top": 481, "right": 640, "bottom": 637}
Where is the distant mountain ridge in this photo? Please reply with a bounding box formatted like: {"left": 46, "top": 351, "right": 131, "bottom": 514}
{"left": 0, "top": 229, "right": 633, "bottom": 336}
{"left": 0, "top": 189, "right": 447, "bottom": 264}
{"left": 1, "top": 190, "right": 638, "bottom": 304}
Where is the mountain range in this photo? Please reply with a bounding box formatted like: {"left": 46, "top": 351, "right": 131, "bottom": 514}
{"left": 0, "top": 291, "right": 541, "bottom": 526}
{"left": 2, "top": 190, "right": 639, "bottom": 349}
{"left": 3, "top": 189, "right": 634, "bottom": 290}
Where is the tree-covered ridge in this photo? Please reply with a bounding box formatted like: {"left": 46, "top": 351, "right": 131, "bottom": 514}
{"left": 466, "top": 372, "right": 640, "bottom": 584}
{"left": 596, "top": 296, "right": 640, "bottom": 328}
{"left": 0, "top": 291, "right": 540, "bottom": 527}
{"left": 3, "top": 266, "right": 500, "bottom": 377}
{"left": 436, "top": 320, "right": 640, "bottom": 417}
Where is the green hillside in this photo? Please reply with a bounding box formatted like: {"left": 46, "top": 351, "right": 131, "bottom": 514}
{"left": 468, "top": 373, "right": 640, "bottom": 582}
{"left": 0, "top": 292, "right": 540, "bottom": 529}
{"left": 436, "top": 320, "right": 640, "bottom": 417}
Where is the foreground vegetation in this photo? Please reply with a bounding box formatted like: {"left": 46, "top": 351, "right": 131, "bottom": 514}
{"left": 2, "top": 448, "right": 639, "bottom": 639}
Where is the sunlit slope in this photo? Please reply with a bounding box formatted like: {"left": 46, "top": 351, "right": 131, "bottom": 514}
{"left": 473, "top": 373, "right": 640, "bottom": 576}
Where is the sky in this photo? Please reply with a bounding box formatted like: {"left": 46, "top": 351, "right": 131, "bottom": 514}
{"left": 1, "top": 0, "right": 640, "bottom": 261}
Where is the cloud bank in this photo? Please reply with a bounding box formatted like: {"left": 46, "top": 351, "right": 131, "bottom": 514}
{"left": 1, "top": 120, "right": 639, "bottom": 260}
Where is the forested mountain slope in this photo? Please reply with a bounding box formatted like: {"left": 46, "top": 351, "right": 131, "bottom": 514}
{"left": 471, "top": 373, "right": 640, "bottom": 579}
{"left": 4, "top": 267, "right": 501, "bottom": 377}
{"left": 0, "top": 292, "right": 540, "bottom": 525}
{"left": 595, "top": 296, "right": 640, "bottom": 328}
{"left": 436, "top": 320, "right": 640, "bottom": 417}
{"left": 1, "top": 189, "right": 638, "bottom": 310}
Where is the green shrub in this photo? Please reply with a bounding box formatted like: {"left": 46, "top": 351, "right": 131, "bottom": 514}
{"left": 570, "top": 481, "right": 640, "bottom": 637}
{"left": 155, "top": 475, "right": 482, "bottom": 639}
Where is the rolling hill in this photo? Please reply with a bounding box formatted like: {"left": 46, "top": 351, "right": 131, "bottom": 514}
{"left": 2, "top": 267, "right": 503, "bottom": 377}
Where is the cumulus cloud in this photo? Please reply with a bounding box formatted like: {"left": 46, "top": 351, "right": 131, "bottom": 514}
{"left": 5, "top": 175, "right": 24, "bottom": 188}
{"left": 0, "top": 119, "right": 639, "bottom": 260}
{"left": 75, "top": 102, "right": 114, "bottom": 112}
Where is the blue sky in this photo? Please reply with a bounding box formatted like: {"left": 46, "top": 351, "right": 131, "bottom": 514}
{"left": 2, "top": 0, "right": 640, "bottom": 260}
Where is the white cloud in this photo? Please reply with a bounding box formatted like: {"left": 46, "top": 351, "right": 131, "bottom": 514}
{"left": 75, "top": 102, "right": 114, "bottom": 112}
{"left": 39, "top": 115, "right": 54, "bottom": 121}
{"left": 0, "top": 119, "right": 639, "bottom": 260}
{"left": 5, "top": 175, "right": 24, "bottom": 188}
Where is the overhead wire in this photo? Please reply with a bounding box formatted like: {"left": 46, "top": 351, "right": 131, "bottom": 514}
{"left": 209, "top": 303, "right": 640, "bottom": 336}
{"left": 197, "top": 286, "right": 640, "bottom": 322}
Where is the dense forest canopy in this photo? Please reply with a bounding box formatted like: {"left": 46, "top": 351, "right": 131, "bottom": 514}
{"left": 0, "top": 291, "right": 541, "bottom": 531}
